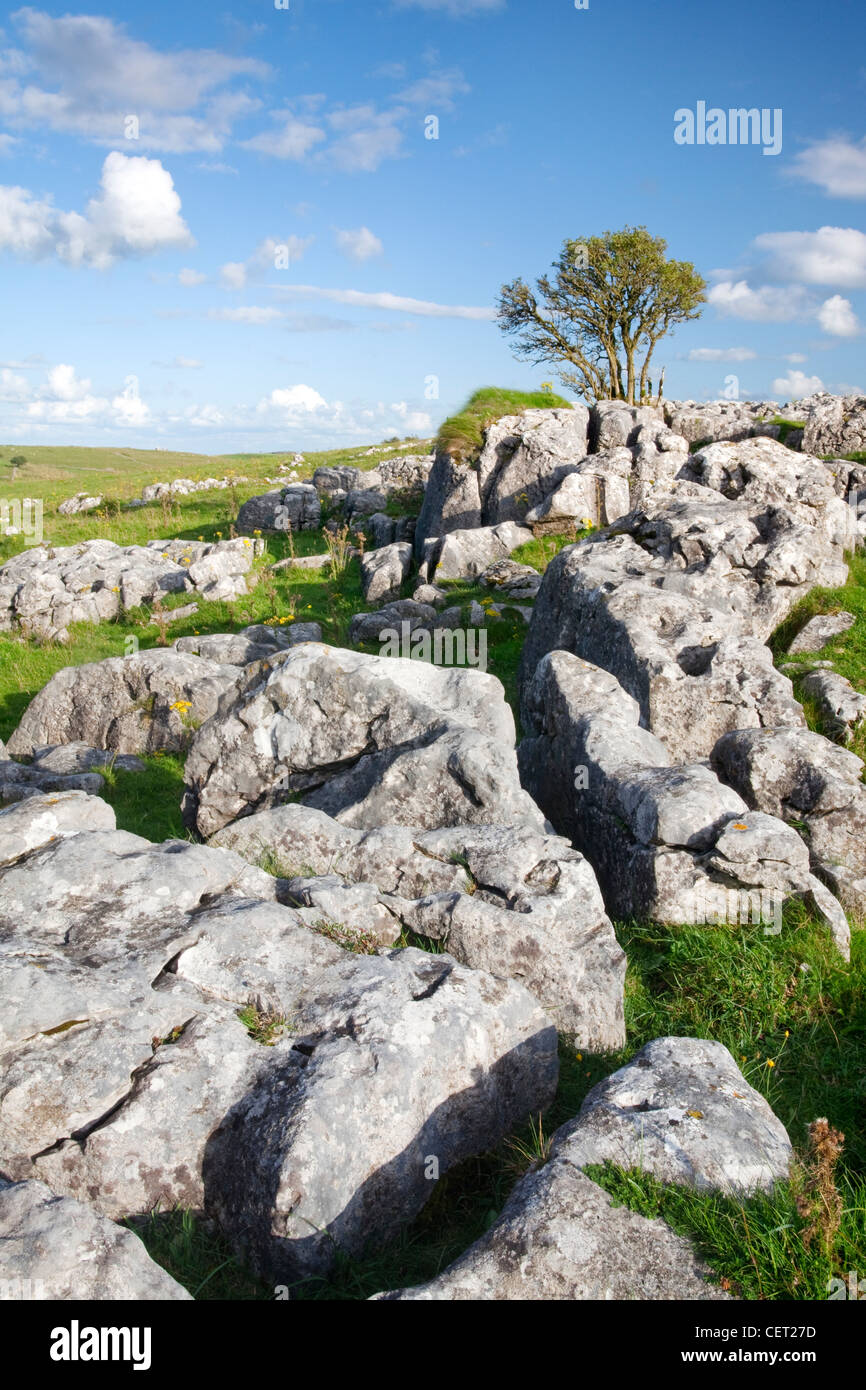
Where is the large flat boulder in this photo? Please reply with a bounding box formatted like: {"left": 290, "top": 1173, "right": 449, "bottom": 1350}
{"left": 713, "top": 725, "right": 866, "bottom": 919}
{"left": 211, "top": 805, "right": 626, "bottom": 1049}
{"left": 183, "top": 644, "right": 544, "bottom": 839}
{"left": 475, "top": 407, "right": 590, "bottom": 524}
{"left": 521, "top": 438, "right": 849, "bottom": 762}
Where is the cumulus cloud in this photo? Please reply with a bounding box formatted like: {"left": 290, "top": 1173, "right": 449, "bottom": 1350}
{"left": 1, "top": 11, "right": 471, "bottom": 172}
{"left": 817, "top": 294, "right": 861, "bottom": 337}
{"left": 791, "top": 137, "right": 866, "bottom": 199}
{"left": 271, "top": 283, "right": 495, "bottom": 319}
{"left": 335, "top": 226, "right": 384, "bottom": 261}
{"left": 0, "top": 152, "right": 193, "bottom": 267}
{"left": 686, "top": 347, "right": 757, "bottom": 362}
{"left": 178, "top": 267, "right": 206, "bottom": 286}
{"left": 771, "top": 369, "right": 824, "bottom": 399}
{"left": 753, "top": 226, "right": 866, "bottom": 288}
{"left": 262, "top": 384, "right": 329, "bottom": 414}
{"left": 219, "top": 261, "right": 247, "bottom": 290}
{"left": 18, "top": 362, "right": 150, "bottom": 426}
{"left": 394, "top": 70, "right": 470, "bottom": 109}
{"left": 0, "top": 362, "right": 433, "bottom": 449}
{"left": 706, "top": 280, "right": 810, "bottom": 322}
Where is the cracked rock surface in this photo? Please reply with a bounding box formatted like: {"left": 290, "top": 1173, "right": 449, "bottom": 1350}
{"left": 0, "top": 792, "right": 557, "bottom": 1282}
{"left": 183, "top": 643, "right": 546, "bottom": 839}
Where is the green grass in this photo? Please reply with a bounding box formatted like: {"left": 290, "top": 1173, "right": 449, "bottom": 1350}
{"left": 98, "top": 755, "right": 188, "bottom": 842}
{"left": 770, "top": 550, "right": 866, "bottom": 760}
{"left": 125, "top": 1209, "right": 271, "bottom": 1300}
{"left": 586, "top": 1163, "right": 866, "bottom": 1301}
{"left": 435, "top": 386, "right": 573, "bottom": 466}
{"left": 771, "top": 416, "right": 806, "bottom": 446}
{"left": 0, "top": 435, "right": 429, "bottom": 561}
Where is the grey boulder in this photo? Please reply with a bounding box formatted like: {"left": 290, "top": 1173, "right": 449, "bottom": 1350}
{"left": 562, "top": 1037, "right": 792, "bottom": 1194}
{"left": 0, "top": 1180, "right": 191, "bottom": 1300}
{"left": 7, "top": 648, "right": 241, "bottom": 758}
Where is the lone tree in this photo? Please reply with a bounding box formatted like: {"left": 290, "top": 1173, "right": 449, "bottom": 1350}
{"left": 497, "top": 227, "right": 706, "bottom": 405}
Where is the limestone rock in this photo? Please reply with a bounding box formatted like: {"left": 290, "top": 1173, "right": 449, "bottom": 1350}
{"left": 0, "top": 1180, "right": 191, "bottom": 1300}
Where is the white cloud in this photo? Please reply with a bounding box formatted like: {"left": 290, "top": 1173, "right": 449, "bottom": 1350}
{"left": 0, "top": 133, "right": 18, "bottom": 155}
{"left": 220, "top": 234, "right": 314, "bottom": 290}
{"left": 0, "top": 9, "right": 268, "bottom": 153}
{"left": 791, "top": 137, "right": 866, "bottom": 199}
{"left": 0, "top": 152, "right": 193, "bottom": 268}
{"left": 271, "top": 283, "right": 495, "bottom": 319}
{"left": 326, "top": 105, "right": 405, "bottom": 172}
{"left": 153, "top": 356, "right": 203, "bottom": 369}
{"left": 0, "top": 363, "right": 436, "bottom": 449}
{"left": 706, "top": 280, "right": 810, "bottom": 322}
{"left": 241, "top": 112, "right": 327, "bottom": 160}
{"left": 0, "top": 367, "right": 31, "bottom": 401}
{"left": 394, "top": 70, "right": 470, "bottom": 109}
{"left": 686, "top": 347, "right": 757, "bottom": 362}
{"left": 817, "top": 294, "right": 861, "bottom": 337}
{"left": 390, "top": 400, "right": 433, "bottom": 432}
{"left": 178, "top": 267, "right": 206, "bottom": 286}
{"left": 263, "top": 384, "right": 329, "bottom": 414}
{"left": 19, "top": 362, "right": 150, "bottom": 426}
{"left": 111, "top": 374, "right": 149, "bottom": 426}
{"left": 208, "top": 306, "right": 283, "bottom": 324}
{"left": 772, "top": 369, "right": 824, "bottom": 398}
{"left": 335, "top": 226, "right": 384, "bottom": 261}
{"left": 783, "top": 352, "right": 808, "bottom": 363}
{"left": 45, "top": 363, "right": 91, "bottom": 400}
{"left": 754, "top": 226, "right": 866, "bottom": 288}
{"left": 220, "top": 260, "right": 247, "bottom": 290}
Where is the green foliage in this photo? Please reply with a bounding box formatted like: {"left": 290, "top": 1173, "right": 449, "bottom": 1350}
{"left": 126, "top": 1209, "right": 271, "bottom": 1300}
{"left": 497, "top": 227, "right": 706, "bottom": 404}
{"left": 311, "top": 919, "right": 379, "bottom": 954}
{"left": 237, "top": 1002, "right": 293, "bottom": 1046}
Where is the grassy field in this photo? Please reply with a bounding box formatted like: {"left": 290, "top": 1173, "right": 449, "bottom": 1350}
{"left": 2, "top": 425, "right": 865, "bottom": 1300}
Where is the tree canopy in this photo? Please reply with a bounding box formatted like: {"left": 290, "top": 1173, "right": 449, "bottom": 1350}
{"left": 496, "top": 227, "right": 706, "bottom": 405}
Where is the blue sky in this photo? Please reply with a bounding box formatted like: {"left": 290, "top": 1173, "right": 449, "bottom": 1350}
{"left": 0, "top": 0, "right": 864, "bottom": 452}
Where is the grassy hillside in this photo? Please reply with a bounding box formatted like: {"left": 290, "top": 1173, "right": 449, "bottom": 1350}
{"left": 0, "top": 435, "right": 430, "bottom": 559}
